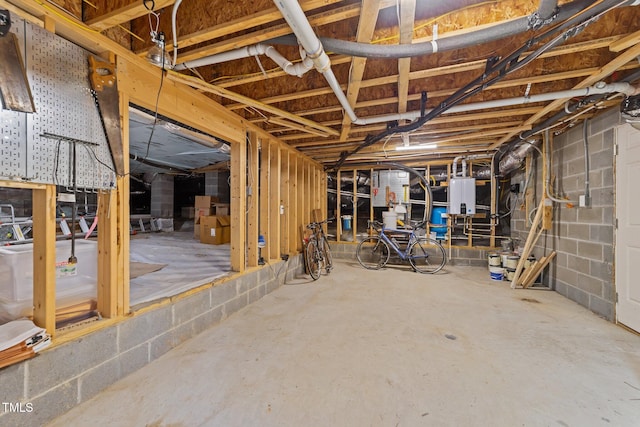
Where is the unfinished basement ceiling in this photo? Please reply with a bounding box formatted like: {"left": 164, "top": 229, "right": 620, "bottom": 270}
{"left": 63, "top": 0, "right": 640, "bottom": 168}
{"left": 128, "top": 107, "right": 230, "bottom": 175}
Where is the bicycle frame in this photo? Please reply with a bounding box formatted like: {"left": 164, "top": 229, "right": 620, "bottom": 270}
{"left": 376, "top": 225, "right": 419, "bottom": 261}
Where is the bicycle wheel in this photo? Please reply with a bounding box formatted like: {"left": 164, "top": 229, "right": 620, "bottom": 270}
{"left": 356, "top": 236, "right": 390, "bottom": 270}
{"left": 306, "top": 238, "right": 321, "bottom": 280}
{"left": 320, "top": 237, "right": 333, "bottom": 273}
{"left": 408, "top": 237, "right": 446, "bottom": 273}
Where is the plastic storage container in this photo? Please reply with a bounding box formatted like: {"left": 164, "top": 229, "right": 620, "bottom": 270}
{"left": 0, "top": 240, "right": 97, "bottom": 322}
{"left": 341, "top": 215, "right": 352, "bottom": 231}
{"left": 430, "top": 207, "right": 447, "bottom": 239}
{"left": 382, "top": 211, "right": 397, "bottom": 230}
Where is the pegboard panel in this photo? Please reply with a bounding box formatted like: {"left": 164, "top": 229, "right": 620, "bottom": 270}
{"left": 0, "top": 18, "right": 28, "bottom": 179}
{"left": 0, "top": 18, "right": 115, "bottom": 189}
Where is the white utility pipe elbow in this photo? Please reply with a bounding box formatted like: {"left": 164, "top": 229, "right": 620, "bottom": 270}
{"left": 452, "top": 157, "right": 461, "bottom": 177}
{"left": 171, "top": 0, "right": 184, "bottom": 68}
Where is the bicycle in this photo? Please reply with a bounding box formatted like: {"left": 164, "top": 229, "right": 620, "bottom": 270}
{"left": 356, "top": 220, "right": 446, "bottom": 274}
{"left": 305, "top": 218, "right": 334, "bottom": 280}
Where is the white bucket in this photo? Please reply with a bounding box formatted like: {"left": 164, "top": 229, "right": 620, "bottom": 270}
{"left": 500, "top": 251, "right": 511, "bottom": 267}
{"left": 382, "top": 211, "right": 398, "bottom": 230}
{"left": 489, "top": 266, "right": 504, "bottom": 281}
{"left": 505, "top": 256, "right": 519, "bottom": 270}
{"left": 524, "top": 255, "right": 536, "bottom": 269}
{"left": 505, "top": 268, "right": 516, "bottom": 281}
{"left": 488, "top": 253, "right": 501, "bottom": 268}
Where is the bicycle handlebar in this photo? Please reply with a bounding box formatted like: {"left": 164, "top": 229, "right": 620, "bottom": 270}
{"left": 306, "top": 217, "right": 335, "bottom": 229}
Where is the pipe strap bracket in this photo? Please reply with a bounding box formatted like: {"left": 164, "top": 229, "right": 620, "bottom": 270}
{"left": 528, "top": 7, "right": 559, "bottom": 30}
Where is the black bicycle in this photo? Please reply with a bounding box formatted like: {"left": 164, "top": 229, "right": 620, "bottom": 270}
{"left": 356, "top": 220, "right": 446, "bottom": 274}
{"left": 305, "top": 218, "right": 333, "bottom": 280}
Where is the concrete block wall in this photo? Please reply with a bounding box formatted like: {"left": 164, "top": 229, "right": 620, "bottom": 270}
{"left": 511, "top": 107, "right": 620, "bottom": 320}
{"left": 150, "top": 174, "right": 174, "bottom": 218}
{"left": 0, "top": 255, "right": 304, "bottom": 426}
{"left": 329, "top": 241, "right": 487, "bottom": 266}
{"left": 205, "top": 171, "right": 230, "bottom": 203}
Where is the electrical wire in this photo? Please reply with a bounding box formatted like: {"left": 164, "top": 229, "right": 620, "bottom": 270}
{"left": 332, "top": 1, "right": 625, "bottom": 170}
{"left": 130, "top": 50, "right": 166, "bottom": 175}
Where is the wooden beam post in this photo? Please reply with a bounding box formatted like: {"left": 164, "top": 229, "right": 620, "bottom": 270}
{"left": 268, "top": 141, "right": 281, "bottom": 261}
{"left": 247, "top": 132, "right": 260, "bottom": 267}
{"left": 280, "top": 149, "right": 290, "bottom": 256}
{"left": 97, "top": 189, "right": 118, "bottom": 317}
{"left": 336, "top": 170, "right": 342, "bottom": 242}
{"left": 296, "top": 156, "right": 304, "bottom": 251}
{"left": 259, "top": 137, "right": 271, "bottom": 261}
{"left": 231, "top": 134, "right": 247, "bottom": 272}
{"left": 352, "top": 168, "right": 358, "bottom": 237}
{"left": 116, "top": 92, "right": 130, "bottom": 315}
{"left": 290, "top": 156, "right": 299, "bottom": 254}
{"left": 32, "top": 185, "right": 57, "bottom": 335}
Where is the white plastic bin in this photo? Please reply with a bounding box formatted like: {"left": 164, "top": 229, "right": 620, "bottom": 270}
{"left": 382, "top": 211, "right": 397, "bottom": 230}
{"left": 0, "top": 240, "right": 97, "bottom": 322}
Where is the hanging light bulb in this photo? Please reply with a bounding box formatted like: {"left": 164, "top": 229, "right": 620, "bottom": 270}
{"left": 146, "top": 31, "right": 172, "bottom": 69}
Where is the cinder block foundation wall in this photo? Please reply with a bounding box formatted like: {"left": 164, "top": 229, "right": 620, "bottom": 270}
{"left": 330, "top": 241, "right": 488, "bottom": 266}
{"left": 205, "top": 171, "right": 230, "bottom": 202}
{"left": 511, "top": 107, "right": 619, "bottom": 320}
{"left": 150, "top": 174, "right": 175, "bottom": 218}
{"left": 0, "top": 256, "right": 303, "bottom": 427}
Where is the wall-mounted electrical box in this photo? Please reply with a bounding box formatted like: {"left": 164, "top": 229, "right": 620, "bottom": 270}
{"left": 449, "top": 177, "right": 476, "bottom": 215}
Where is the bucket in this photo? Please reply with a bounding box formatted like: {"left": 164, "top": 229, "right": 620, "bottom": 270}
{"left": 488, "top": 253, "right": 501, "bottom": 268}
{"left": 382, "top": 211, "right": 398, "bottom": 230}
{"left": 489, "top": 266, "right": 504, "bottom": 281}
{"left": 505, "top": 256, "right": 519, "bottom": 270}
{"left": 341, "top": 215, "right": 352, "bottom": 231}
{"left": 505, "top": 267, "right": 516, "bottom": 281}
{"left": 500, "top": 251, "right": 511, "bottom": 267}
{"left": 524, "top": 255, "right": 536, "bottom": 269}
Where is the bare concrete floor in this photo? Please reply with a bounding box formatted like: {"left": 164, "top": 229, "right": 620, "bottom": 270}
{"left": 48, "top": 260, "right": 640, "bottom": 426}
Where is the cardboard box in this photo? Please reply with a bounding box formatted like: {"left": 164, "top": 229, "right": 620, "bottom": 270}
{"left": 199, "top": 216, "right": 230, "bottom": 245}
{"left": 212, "top": 203, "right": 230, "bottom": 216}
{"left": 194, "top": 208, "right": 211, "bottom": 223}
{"left": 194, "top": 195, "right": 219, "bottom": 209}
{"left": 194, "top": 224, "right": 200, "bottom": 239}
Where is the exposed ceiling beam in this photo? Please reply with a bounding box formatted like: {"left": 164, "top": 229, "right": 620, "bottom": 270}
{"left": 165, "top": 0, "right": 343, "bottom": 52}
{"left": 165, "top": 71, "right": 339, "bottom": 136}
{"left": 339, "top": 0, "right": 382, "bottom": 141}
{"left": 86, "top": 0, "right": 175, "bottom": 31}
{"left": 224, "top": 36, "right": 627, "bottom": 112}
{"left": 492, "top": 41, "right": 640, "bottom": 149}
{"left": 174, "top": 2, "right": 389, "bottom": 64}
{"left": 290, "top": 121, "right": 525, "bottom": 147}
{"left": 397, "top": 0, "right": 416, "bottom": 125}
{"left": 609, "top": 29, "right": 640, "bottom": 53}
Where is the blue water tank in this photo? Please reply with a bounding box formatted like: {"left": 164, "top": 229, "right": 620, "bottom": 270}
{"left": 430, "top": 207, "right": 447, "bottom": 239}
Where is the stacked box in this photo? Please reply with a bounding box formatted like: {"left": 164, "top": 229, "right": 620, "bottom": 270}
{"left": 199, "top": 216, "right": 231, "bottom": 245}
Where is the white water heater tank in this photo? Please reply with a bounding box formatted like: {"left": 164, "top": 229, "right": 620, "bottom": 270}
{"left": 449, "top": 177, "right": 476, "bottom": 215}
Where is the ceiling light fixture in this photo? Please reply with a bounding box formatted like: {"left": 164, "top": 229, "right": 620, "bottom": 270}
{"left": 146, "top": 32, "right": 172, "bottom": 69}
{"left": 395, "top": 143, "right": 438, "bottom": 151}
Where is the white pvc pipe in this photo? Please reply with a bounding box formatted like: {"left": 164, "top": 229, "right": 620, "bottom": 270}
{"left": 174, "top": 44, "right": 266, "bottom": 70}
{"left": 272, "top": 0, "right": 359, "bottom": 122}
{"left": 173, "top": 43, "right": 315, "bottom": 77}
{"left": 354, "top": 82, "right": 636, "bottom": 125}
{"left": 171, "top": 0, "right": 183, "bottom": 68}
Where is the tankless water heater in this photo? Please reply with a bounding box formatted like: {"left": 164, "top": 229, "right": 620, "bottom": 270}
{"left": 449, "top": 177, "right": 476, "bottom": 215}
